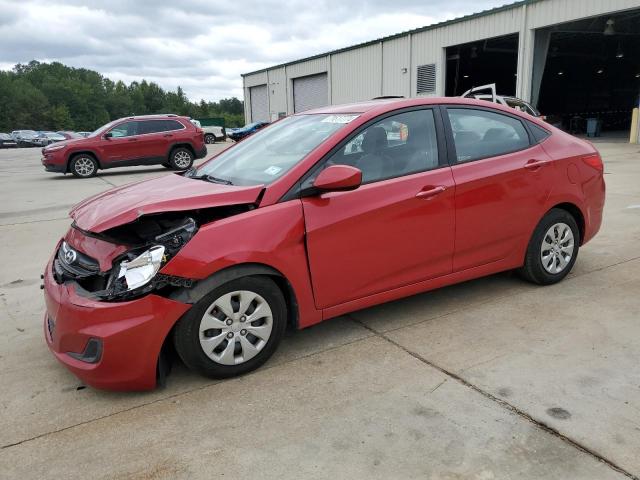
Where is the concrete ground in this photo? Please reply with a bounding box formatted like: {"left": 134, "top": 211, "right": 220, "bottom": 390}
{"left": 0, "top": 140, "right": 639, "bottom": 479}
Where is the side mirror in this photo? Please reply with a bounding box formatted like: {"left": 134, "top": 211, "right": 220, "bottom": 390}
{"left": 312, "top": 165, "right": 362, "bottom": 193}
{"left": 104, "top": 132, "right": 113, "bottom": 139}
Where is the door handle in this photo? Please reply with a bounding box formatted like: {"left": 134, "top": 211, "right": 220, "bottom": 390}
{"left": 127, "top": 137, "right": 138, "bottom": 142}
{"left": 524, "top": 159, "right": 549, "bottom": 170}
{"left": 415, "top": 185, "right": 446, "bottom": 199}
{"left": 163, "top": 134, "right": 173, "bottom": 138}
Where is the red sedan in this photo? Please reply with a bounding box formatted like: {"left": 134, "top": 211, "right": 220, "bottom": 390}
{"left": 43, "top": 97, "right": 605, "bottom": 391}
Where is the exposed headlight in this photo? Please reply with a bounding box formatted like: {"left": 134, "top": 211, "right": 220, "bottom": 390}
{"left": 45, "top": 144, "right": 66, "bottom": 152}
{"left": 117, "top": 245, "right": 165, "bottom": 291}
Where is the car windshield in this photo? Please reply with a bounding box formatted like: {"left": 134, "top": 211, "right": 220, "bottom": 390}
{"left": 193, "top": 114, "right": 358, "bottom": 186}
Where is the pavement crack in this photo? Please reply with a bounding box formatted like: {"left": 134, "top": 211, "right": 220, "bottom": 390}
{"left": 99, "top": 177, "right": 117, "bottom": 188}
{"left": 348, "top": 314, "right": 639, "bottom": 480}
{"left": 428, "top": 378, "right": 447, "bottom": 394}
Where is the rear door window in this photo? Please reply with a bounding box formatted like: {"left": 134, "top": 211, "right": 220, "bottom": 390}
{"left": 447, "top": 108, "right": 530, "bottom": 163}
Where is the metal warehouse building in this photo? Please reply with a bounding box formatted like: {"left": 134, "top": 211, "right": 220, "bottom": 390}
{"left": 242, "top": 0, "right": 640, "bottom": 139}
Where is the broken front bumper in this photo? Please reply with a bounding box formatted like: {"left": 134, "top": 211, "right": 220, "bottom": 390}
{"left": 43, "top": 255, "right": 191, "bottom": 391}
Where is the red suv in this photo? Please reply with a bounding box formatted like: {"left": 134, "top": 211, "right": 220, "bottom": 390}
{"left": 43, "top": 97, "right": 605, "bottom": 390}
{"left": 41, "top": 114, "right": 207, "bottom": 178}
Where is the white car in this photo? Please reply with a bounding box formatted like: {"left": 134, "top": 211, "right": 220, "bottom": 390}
{"left": 190, "top": 119, "right": 226, "bottom": 144}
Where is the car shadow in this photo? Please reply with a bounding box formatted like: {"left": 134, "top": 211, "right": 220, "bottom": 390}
{"left": 44, "top": 167, "right": 171, "bottom": 180}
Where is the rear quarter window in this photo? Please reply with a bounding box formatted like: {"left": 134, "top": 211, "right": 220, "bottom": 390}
{"left": 528, "top": 122, "right": 551, "bottom": 143}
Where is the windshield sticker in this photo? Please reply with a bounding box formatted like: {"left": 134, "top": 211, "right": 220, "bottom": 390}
{"left": 264, "top": 166, "right": 283, "bottom": 176}
{"left": 321, "top": 114, "right": 359, "bottom": 124}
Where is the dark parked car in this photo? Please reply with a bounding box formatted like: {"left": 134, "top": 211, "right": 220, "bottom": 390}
{"left": 0, "top": 133, "right": 18, "bottom": 148}
{"left": 33, "top": 132, "right": 66, "bottom": 147}
{"left": 11, "top": 130, "right": 39, "bottom": 147}
{"left": 42, "top": 114, "right": 207, "bottom": 178}
{"left": 56, "top": 131, "right": 84, "bottom": 140}
{"left": 43, "top": 97, "right": 604, "bottom": 390}
{"left": 228, "top": 121, "right": 269, "bottom": 141}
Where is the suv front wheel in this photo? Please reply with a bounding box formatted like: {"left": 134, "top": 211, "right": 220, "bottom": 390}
{"left": 169, "top": 147, "right": 194, "bottom": 170}
{"left": 70, "top": 154, "right": 98, "bottom": 178}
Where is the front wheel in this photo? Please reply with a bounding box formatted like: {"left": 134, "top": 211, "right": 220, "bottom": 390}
{"left": 168, "top": 147, "right": 194, "bottom": 170}
{"left": 519, "top": 208, "right": 580, "bottom": 285}
{"left": 204, "top": 134, "right": 216, "bottom": 144}
{"left": 174, "top": 276, "right": 287, "bottom": 379}
{"left": 70, "top": 154, "right": 98, "bottom": 178}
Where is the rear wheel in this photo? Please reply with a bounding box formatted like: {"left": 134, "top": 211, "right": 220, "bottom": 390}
{"left": 168, "top": 147, "right": 194, "bottom": 170}
{"left": 174, "top": 276, "right": 287, "bottom": 379}
{"left": 204, "top": 133, "right": 216, "bottom": 144}
{"left": 519, "top": 208, "right": 579, "bottom": 285}
{"left": 70, "top": 154, "right": 98, "bottom": 178}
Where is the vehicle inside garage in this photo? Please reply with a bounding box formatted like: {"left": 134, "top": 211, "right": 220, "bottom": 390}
{"left": 533, "top": 10, "right": 640, "bottom": 136}
{"left": 445, "top": 33, "right": 519, "bottom": 97}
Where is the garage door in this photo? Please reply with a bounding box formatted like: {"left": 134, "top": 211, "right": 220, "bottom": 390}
{"left": 250, "top": 85, "right": 269, "bottom": 122}
{"left": 293, "top": 73, "right": 328, "bottom": 113}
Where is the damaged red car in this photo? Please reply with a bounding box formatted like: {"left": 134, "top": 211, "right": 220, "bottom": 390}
{"left": 43, "top": 97, "right": 605, "bottom": 391}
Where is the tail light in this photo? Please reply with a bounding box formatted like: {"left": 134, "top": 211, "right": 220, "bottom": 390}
{"left": 582, "top": 153, "right": 603, "bottom": 173}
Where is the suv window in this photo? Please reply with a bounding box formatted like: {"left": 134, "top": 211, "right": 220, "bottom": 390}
{"left": 447, "top": 108, "right": 530, "bottom": 163}
{"left": 315, "top": 109, "right": 439, "bottom": 184}
{"left": 138, "top": 119, "right": 184, "bottom": 135}
{"left": 109, "top": 121, "right": 137, "bottom": 138}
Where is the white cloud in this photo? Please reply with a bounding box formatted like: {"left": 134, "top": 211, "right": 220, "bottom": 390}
{"left": 0, "top": 0, "right": 509, "bottom": 101}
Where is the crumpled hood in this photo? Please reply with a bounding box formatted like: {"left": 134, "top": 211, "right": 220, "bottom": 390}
{"left": 70, "top": 174, "right": 264, "bottom": 232}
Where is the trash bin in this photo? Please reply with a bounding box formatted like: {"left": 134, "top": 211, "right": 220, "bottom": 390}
{"left": 586, "top": 118, "right": 601, "bottom": 137}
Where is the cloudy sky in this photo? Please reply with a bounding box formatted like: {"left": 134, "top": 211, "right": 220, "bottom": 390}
{"left": 0, "top": 0, "right": 509, "bottom": 102}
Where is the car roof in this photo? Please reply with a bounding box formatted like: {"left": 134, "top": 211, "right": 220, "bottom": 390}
{"left": 298, "top": 96, "right": 534, "bottom": 118}
{"left": 122, "top": 114, "right": 187, "bottom": 121}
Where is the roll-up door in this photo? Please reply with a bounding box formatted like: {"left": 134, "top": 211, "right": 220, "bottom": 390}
{"left": 250, "top": 84, "right": 269, "bottom": 122}
{"left": 293, "top": 73, "right": 328, "bottom": 113}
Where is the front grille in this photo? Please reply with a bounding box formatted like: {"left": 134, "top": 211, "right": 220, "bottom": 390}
{"left": 53, "top": 241, "right": 100, "bottom": 283}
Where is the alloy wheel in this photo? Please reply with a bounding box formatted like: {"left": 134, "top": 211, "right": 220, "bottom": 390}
{"left": 173, "top": 150, "right": 192, "bottom": 169}
{"left": 74, "top": 157, "right": 95, "bottom": 176}
{"left": 540, "top": 222, "right": 575, "bottom": 274}
{"left": 199, "top": 290, "right": 273, "bottom": 365}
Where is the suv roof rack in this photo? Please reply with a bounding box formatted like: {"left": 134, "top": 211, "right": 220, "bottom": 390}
{"left": 372, "top": 95, "right": 405, "bottom": 100}
{"left": 127, "top": 113, "right": 179, "bottom": 119}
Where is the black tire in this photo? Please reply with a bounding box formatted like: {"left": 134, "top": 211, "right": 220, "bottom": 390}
{"left": 168, "top": 147, "right": 194, "bottom": 170}
{"left": 161, "top": 162, "right": 172, "bottom": 169}
{"left": 204, "top": 133, "right": 216, "bottom": 144}
{"left": 174, "top": 276, "right": 287, "bottom": 379}
{"left": 69, "top": 154, "right": 98, "bottom": 178}
{"left": 518, "top": 208, "right": 580, "bottom": 285}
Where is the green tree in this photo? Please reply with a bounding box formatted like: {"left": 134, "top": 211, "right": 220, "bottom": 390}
{"left": 0, "top": 61, "right": 245, "bottom": 132}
